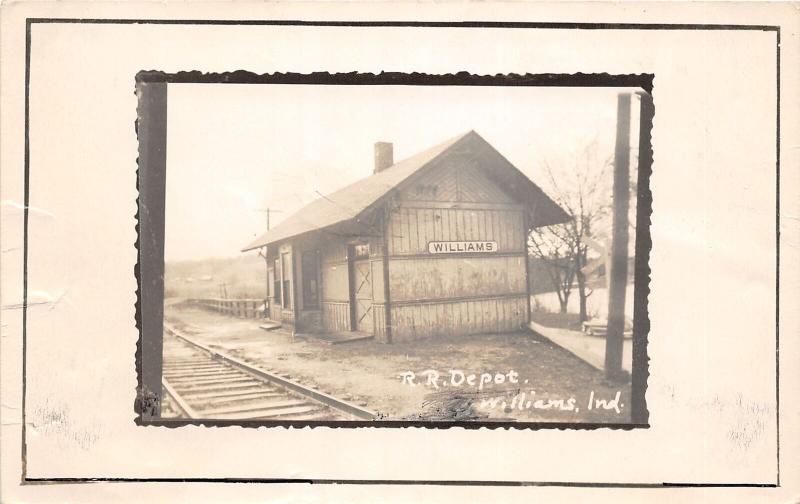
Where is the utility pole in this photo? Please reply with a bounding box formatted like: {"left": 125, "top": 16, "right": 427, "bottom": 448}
{"left": 255, "top": 207, "right": 283, "bottom": 231}
{"left": 605, "top": 93, "right": 631, "bottom": 381}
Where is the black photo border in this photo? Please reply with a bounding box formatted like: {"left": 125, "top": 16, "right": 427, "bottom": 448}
{"left": 132, "top": 70, "right": 653, "bottom": 430}
{"left": 20, "top": 18, "right": 780, "bottom": 488}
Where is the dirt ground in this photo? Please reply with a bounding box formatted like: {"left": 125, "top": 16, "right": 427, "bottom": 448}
{"left": 165, "top": 306, "right": 631, "bottom": 423}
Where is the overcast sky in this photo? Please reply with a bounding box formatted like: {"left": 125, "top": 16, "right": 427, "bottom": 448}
{"left": 164, "top": 83, "right": 641, "bottom": 262}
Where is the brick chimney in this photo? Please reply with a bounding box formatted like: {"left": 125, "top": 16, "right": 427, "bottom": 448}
{"left": 374, "top": 142, "right": 393, "bottom": 174}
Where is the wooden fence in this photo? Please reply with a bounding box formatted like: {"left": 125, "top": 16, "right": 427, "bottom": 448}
{"left": 189, "top": 298, "right": 268, "bottom": 319}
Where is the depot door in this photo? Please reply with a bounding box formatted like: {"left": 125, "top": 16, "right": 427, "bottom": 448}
{"left": 349, "top": 247, "right": 373, "bottom": 333}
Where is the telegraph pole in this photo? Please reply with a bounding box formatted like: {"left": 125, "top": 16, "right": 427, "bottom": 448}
{"left": 255, "top": 207, "right": 283, "bottom": 231}
{"left": 605, "top": 93, "right": 631, "bottom": 381}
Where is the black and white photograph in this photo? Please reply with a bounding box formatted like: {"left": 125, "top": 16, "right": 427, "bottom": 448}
{"left": 2, "top": 4, "right": 793, "bottom": 500}
{"left": 147, "top": 76, "right": 652, "bottom": 424}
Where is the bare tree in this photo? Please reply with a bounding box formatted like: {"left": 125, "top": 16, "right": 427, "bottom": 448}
{"left": 529, "top": 138, "right": 613, "bottom": 321}
{"left": 529, "top": 227, "right": 577, "bottom": 314}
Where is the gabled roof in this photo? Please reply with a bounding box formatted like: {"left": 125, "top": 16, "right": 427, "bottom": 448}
{"left": 242, "top": 130, "right": 569, "bottom": 251}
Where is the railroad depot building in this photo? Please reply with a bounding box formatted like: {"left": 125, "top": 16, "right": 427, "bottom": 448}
{"left": 242, "top": 131, "right": 569, "bottom": 342}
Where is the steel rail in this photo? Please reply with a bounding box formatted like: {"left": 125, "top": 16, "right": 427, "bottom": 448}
{"left": 161, "top": 376, "right": 199, "bottom": 419}
{"left": 163, "top": 323, "right": 376, "bottom": 420}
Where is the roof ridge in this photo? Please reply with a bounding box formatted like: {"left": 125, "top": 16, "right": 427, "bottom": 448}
{"left": 241, "top": 131, "right": 474, "bottom": 251}
{"left": 240, "top": 129, "right": 570, "bottom": 252}
{"left": 324, "top": 129, "right": 474, "bottom": 194}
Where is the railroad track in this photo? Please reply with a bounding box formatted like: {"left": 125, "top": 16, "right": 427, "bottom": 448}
{"left": 161, "top": 324, "right": 375, "bottom": 421}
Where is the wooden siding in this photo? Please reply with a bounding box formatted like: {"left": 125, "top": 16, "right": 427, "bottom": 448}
{"left": 321, "top": 242, "right": 347, "bottom": 263}
{"left": 322, "top": 301, "right": 350, "bottom": 332}
{"left": 381, "top": 156, "right": 532, "bottom": 341}
{"left": 321, "top": 243, "right": 349, "bottom": 302}
{"left": 391, "top": 295, "right": 527, "bottom": 341}
{"left": 372, "top": 302, "right": 387, "bottom": 342}
{"left": 302, "top": 156, "right": 532, "bottom": 340}
{"left": 352, "top": 258, "right": 374, "bottom": 333}
{"left": 317, "top": 237, "right": 390, "bottom": 335}
{"left": 388, "top": 255, "right": 526, "bottom": 302}
{"left": 370, "top": 258, "right": 386, "bottom": 304}
{"left": 399, "top": 159, "right": 513, "bottom": 204}
{"left": 321, "top": 264, "right": 349, "bottom": 303}
{"left": 320, "top": 241, "right": 350, "bottom": 332}
{"left": 387, "top": 206, "right": 525, "bottom": 256}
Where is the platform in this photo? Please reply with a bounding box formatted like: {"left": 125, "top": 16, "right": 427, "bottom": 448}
{"left": 293, "top": 330, "right": 374, "bottom": 345}
{"left": 258, "top": 320, "right": 282, "bottom": 331}
{"left": 528, "top": 321, "right": 632, "bottom": 373}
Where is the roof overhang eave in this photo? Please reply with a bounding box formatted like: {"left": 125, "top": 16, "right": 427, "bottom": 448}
{"left": 239, "top": 220, "right": 351, "bottom": 254}
{"left": 530, "top": 207, "right": 572, "bottom": 229}
{"left": 240, "top": 243, "right": 266, "bottom": 253}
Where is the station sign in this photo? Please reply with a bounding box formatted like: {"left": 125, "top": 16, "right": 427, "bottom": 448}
{"left": 428, "top": 241, "right": 498, "bottom": 254}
